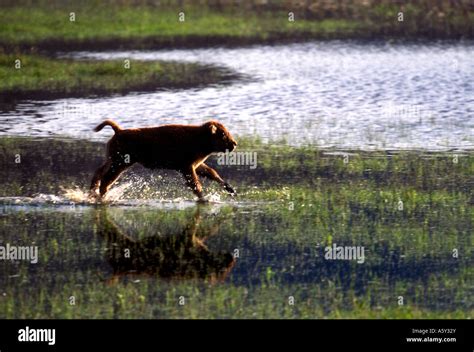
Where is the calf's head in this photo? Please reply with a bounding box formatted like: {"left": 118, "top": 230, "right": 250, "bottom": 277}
{"left": 204, "top": 120, "right": 237, "bottom": 153}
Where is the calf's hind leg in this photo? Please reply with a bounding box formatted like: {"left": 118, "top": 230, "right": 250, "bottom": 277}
{"left": 90, "top": 160, "right": 112, "bottom": 195}
{"left": 99, "top": 162, "right": 131, "bottom": 197}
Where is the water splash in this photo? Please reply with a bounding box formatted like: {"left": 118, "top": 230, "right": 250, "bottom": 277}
{"left": 0, "top": 181, "right": 265, "bottom": 209}
{"left": 102, "top": 182, "right": 133, "bottom": 202}
{"left": 0, "top": 194, "right": 68, "bottom": 206}
{"left": 206, "top": 192, "right": 222, "bottom": 203}
{"left": 62, "top": 187, "right": 93, "bottom": 204}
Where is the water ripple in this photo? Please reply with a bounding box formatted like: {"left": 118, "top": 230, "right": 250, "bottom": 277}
{"left": 1, "top": 41, "right": 473, "bottom": 150}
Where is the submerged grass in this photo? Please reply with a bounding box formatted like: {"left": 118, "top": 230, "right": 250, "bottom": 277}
{"left": 0, "top": 205, "right": 472, "bottom": 319}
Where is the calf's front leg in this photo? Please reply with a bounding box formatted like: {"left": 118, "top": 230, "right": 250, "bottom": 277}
{"left": 196, "top": 163, "right": 236, "bottom": 196}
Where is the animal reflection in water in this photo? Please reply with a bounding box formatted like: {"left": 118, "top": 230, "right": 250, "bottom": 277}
{"left": 95, "top": 207, "right": 235, "bottom": 283}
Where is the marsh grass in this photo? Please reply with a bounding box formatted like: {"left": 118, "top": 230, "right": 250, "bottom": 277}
{"left": 0, "top": 137, "right": 472, "bottom": 318}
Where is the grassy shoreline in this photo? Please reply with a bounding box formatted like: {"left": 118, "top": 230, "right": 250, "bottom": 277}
{"left": 0, "top": 54, "right": 241, "bottom": 101}
{"left": 1, "top": 2, "right": 472, "bottom": 54}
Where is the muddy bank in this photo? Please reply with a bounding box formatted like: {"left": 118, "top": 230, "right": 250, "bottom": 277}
{"left": 4, "top": 30, "right": 473, "bottom": 55}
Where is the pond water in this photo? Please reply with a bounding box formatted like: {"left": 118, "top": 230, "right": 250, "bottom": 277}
{"left": 1, "top": 200, "right": 470, "bottom": 318}
{"left": 1, "top": 41, "right": 473, "bottom": 150}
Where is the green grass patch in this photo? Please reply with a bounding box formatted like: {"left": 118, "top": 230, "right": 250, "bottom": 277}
{"left": 0, "top": 54, "right": 239, "bottom": 100}
{"left": 1, "top": 0, "right": 471, "bottom": 52}
{"left": 0, "top": 5, "right": 363, "bottom": 50}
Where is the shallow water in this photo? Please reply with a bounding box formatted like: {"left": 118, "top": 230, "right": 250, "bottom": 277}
{"left": 0, "top": 198, "right": 471, "bottom": 318}
{"left": 1, "top": 41, "right": 473, "bottom": 150}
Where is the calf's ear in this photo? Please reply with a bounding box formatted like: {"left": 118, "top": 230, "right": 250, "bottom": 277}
{"left": 209, "top": 123, "right": 217, "bottom": 134}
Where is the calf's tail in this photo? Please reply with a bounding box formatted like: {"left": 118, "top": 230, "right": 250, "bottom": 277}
{"left": 94, "top": 119, "right": 122, "bottom": 133}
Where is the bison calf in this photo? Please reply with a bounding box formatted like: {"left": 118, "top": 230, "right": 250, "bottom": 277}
{"left": 90, "top": 119, "right": 237, "bottom": 201}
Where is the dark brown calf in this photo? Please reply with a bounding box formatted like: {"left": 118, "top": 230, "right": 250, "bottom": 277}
{"left": 90, "top": 119, "right": 237, "bottom": 201}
